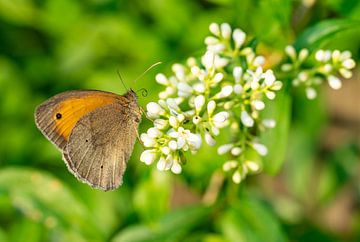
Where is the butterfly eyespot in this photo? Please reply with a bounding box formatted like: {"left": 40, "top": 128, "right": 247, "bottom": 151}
{"left": 56, "top": 113, "right": 62, "bottom": 119}
{"left": 85, "top": 139, "right": 88, "bottom": 142}
{"left": 135, "top": 117, "right": 140, "bottom": 123}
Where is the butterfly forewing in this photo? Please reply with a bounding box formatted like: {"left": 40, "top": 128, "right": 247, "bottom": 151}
{"left": 34, "top": 90, "right": 122, "bottom": 150}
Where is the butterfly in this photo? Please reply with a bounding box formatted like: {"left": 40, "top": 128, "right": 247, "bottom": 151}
{"left": 34, "top": 89, "right": 142, "bottom": 191}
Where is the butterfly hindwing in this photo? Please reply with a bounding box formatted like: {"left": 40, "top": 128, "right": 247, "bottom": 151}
{"left": 63, "top": 103, "right": 139, "bottom": 191}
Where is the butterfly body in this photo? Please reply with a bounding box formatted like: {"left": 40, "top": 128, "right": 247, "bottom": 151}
{"left": 35, "top": 89, "right": 141, "bottom": 191}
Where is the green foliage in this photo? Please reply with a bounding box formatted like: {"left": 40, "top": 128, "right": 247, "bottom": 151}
{"left": 0, "top": 0, "right": 359, "bottom": 242}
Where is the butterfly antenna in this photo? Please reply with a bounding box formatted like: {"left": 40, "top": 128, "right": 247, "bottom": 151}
{"left": 133, "top": 61, "right": 162, "bottom": 84}
{"left": 117, "top": 68, "right": 129, "bottom": 91}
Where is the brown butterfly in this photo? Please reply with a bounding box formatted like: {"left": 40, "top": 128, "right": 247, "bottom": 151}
{"left": 34, "top": 89, "right": 142, "bottom": 191}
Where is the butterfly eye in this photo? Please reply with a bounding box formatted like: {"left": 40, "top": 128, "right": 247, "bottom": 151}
{"left": 56, "top": 113, "right": 62, "bottom": 119}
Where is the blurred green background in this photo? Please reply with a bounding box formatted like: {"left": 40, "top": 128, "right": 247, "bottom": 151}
{"left": 0, "top": 0, "right": 360, "bottom": 241}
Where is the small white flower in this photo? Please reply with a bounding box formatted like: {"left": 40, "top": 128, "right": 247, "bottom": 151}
{"left": 171, "top": 159, "right": 182, "bottom": 174}
{"left": 252, "top": 100, "right": 265, "bottom": 110}
{"left": 298, "top": 71, "right": 309, "bottom": 82}
{"left": 214, "top": 85, "right": 233, "bottom": 99}
{"left": 177, "top": 114, "right": 185, "bottom": 123}
{"left": 168, "top": 140, "right": 178, "bottom": 150}
{"left": 161, "top": 146, "right": 170, "bottom": 155}
{"left": 172, "top": 64, "right": 186, "bottom": 81}
{"left": 213, "top": 72, "right": 224, "bottom": 83}
{"left": 253, "top": 56, "right": 265, "bottom": 66}
{"left": 212, "top": 111, "right": 230, "bottom": 128}
{"left": 140, "top": 149, "right": 158, "bottom": 165}
{"left": 272, "top": 81, "right": 283, "bottom": 90}
{"left": 262, "top": 119, "right": 276, "bottom": 128}
{"left": 306, "top": 87, "right": 317, "bottom": 99}
{"left": 155, "top": 73, "right": 169, "bottom": 85}
{"left": 207, "top": 100, "right": 216, "bottom": 115}
{"left": 208, "top": 43, "right": 226, "bottom": 53}
{"left": 263, "top": 70, "right": 276, "bottom": 86}
{"left": 194, "top": 95, "right": 205, "bottom": 112}
{"left": 209, "top": 23, "right": 220, "bottom": 36}
{"left": 265, "top": 91, "right": 276, "bottom": 100}
{"left": 315, "top": 49, "right": 325, "bottom": 62}
{"left": 169, "top": 116, "right": 179, "bottom": 128}
{"left": 193, "top": 115, "right": 201, "bottom": 125}
{"left": 234, "top": 84, "right": 243, "bottom": 94}
{"left": 232, "top": 170, "right": 242, "bottom": 184}
{"left": 299, "top": 48, "right": 309, "bottom": 62}
{"left": 285, "top": 45, "right": 296, "bottom": 60}
{"left": 232, "top": 28, "right": 246, "bottom": 48}
{"left": 140, "top": 133, "right": 156, "bottom": 147}
{"left": 253, "top": 143, "right": 268, "bottom": 156}
{"left": 217, "top": 143, "right": 233, "bottom": 155}
{"left": 244, "top": 160, "right": 261, "bottom": 173}
{"left": 328, "top": 75, "right": 342, "bottom": 90}
{"left": 241, "top": 110, "right": 254, "bottom": 127}
{"left": 214, "top": 55, "right": 229, "bottom": 68}
{"left": 340, "top": 50, "right": 351, "bottom": 61}
{"left": 202, "top": 51, "right": 215, "bottom": 69}
{"left": 177, "top": 82, "right": 193, "bottom": 97}
{"left": 193, "top": 82, "right": 205, "bottom": 93}
{"left": 154, "top": 119, "right": 169, "bottom": 130}
{"left": 187, "top": 133, "right": 202, "bottom": 151}
{"left": 339, "top": 68, "right": 352, "bottom": 79}
{"left": 147, "top": 127, "right": 162, "bottom": 138}
{"left": 342, "top": 59, "right": 356, "bottom": 69}
{"left": 157, "top": 157, "right": 167, "bottom": 171}
{"left": 281, "top": 64, "right": 293, "bottom": 72}
{"left": 220, "top": 23, "right": 232, "bottom": 39}
{"left": 323, "top": 50, "right": 332, "bottom": 62}
{"left": 233, "top": 66, "right": 243, "bottom": 83}
{"left": 223, "top": 160, "right": 238, "bottom": 171}
{"left": 231, "top": 147, "right": 242, "bottom": 156}
{"left": 147, "top": 102, "right": 165, "bottom": 118}
{"left": 205, "top": 132, "right": 216, "bottom": 146}
{"left": 332, "top": 50, "right": 341, "bottom": 62}
{"left": 205, "top": 36, "right": 219, "bottom": 45}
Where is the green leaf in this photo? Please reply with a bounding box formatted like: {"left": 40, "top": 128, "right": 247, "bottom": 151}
{"left": 0, "top": 167, "right": 103, "bottom": 242}
{"left": 0, "top": 227, "right": 8, "bottom": 242}
{"left": 294, "top": 18, "right": 360, "bottom": 51}
{"left": 261, "top": 89, "right": 292, "bottom": 175}
{"left": 112, "top": 204, "right": 210, "bottom": 242}
{"left": 133, "top": 170, "right": 171, "bottom": 222}
{"left": 218, "top": 196, "right": 287, "bottom": 242}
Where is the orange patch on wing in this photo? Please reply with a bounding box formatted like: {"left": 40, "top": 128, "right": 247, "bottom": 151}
{"left": 53, "top": 94, "right": 121, "bottom": 140}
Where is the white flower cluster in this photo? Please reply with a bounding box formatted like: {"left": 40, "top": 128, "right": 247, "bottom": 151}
{"left": 140, "top": 23, "right": 282, "bottom": 183}
{"left": 282, "top": 46, "right": 356, "bottom": 99}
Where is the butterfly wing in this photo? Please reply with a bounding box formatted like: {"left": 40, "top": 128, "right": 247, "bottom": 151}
{"left": 63, "top": 103, "right": 139, "bottom": 191}
{"left": 34, "top": 90, "right": 122, "bottom": 150}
